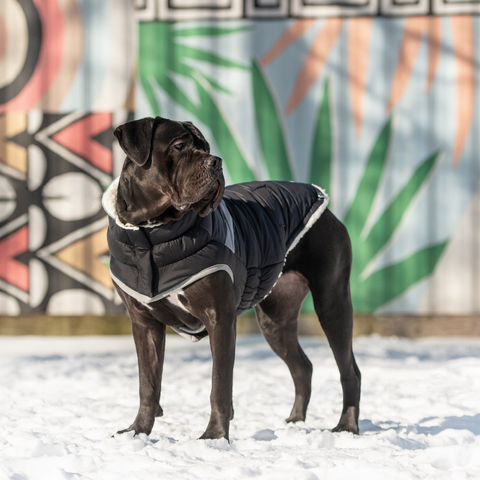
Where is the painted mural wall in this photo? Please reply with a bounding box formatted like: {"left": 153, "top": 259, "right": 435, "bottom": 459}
{"left": 0, "top": 0, "right": 135, "bottom": 315}
{"left": 0, "top": 0, "right": 479, "bottom": 315}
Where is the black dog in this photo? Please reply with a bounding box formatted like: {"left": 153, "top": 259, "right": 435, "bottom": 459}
{"left": 102, "top": 117, "right": 361, "bottom": 441}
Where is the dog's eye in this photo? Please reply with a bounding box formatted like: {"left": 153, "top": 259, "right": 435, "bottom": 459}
{"left": 174, "top": 143, "right": 185, "bottom": 151}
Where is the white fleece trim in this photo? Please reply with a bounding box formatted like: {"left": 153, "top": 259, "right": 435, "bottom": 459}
{"left": 286, "top": 185, "right": 329, "bottom": 256}
{"left": 110, "top": 264, "right": 234, "bottom": 304}
{"left": 102, "top": 177, "right": 169, "bottom": 230}
{"left": 102, "top": 177, "right": 139, "bottom": 231}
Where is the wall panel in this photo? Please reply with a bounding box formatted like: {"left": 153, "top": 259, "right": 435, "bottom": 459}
{"left": 1, "top": 1, "right": 479, "bottom": 315}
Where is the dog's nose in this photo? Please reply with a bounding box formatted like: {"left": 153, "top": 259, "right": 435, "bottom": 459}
{"left": 206, "top": 156, "right": 221, "bottom": 168}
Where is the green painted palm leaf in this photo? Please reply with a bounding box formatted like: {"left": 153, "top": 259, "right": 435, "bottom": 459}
{"left": 343, "top": 117, "right": 392, "bottom": 241}
{"left": 341, "top": 115, "right": 446, "bottom": 311}
{"left": 251, "top": 60, "right": 292, "bottom": 181}
{"left": 139, "top": 22, "right": 255, "bottom": 182}
{"left": 353, "top": 241, "right": 447, "bottom": 311}
{"left": 193, "top": 73, "right": 255, "bottom": 182}
{"left": 309, "top": 79, "right": 332, "bottom": 196}
{"left": 174, "top": 26, "right": 251, "bottom": 37}
{"left": 364, "top": 150, "right": 440, "bottom": 259}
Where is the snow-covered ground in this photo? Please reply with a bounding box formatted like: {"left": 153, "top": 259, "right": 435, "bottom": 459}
{"left": 1, "top": 333, "right": 480, "bottom": 480}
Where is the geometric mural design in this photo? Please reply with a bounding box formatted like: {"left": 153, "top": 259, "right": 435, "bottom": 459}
{"left": 0, "top": 0, "right": 135, "bottom": 113}
{"left": 0, "top": 111, "right": 133, "bottom": 314}
{"left": 133, "top": 0, "right": 480, "bottom": 18}
{"left": 0, "top": 0, "right": 135, "bottom": 315}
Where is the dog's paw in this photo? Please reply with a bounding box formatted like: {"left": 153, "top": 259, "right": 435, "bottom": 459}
{"left": 331, "top": 407, "right": 359, "bottom": 435}
{"left": 285, "top": 405, "right": 306, "bottom": 423}
{"left": 331, "top": 423, "right": 359, "bottom": 435}
{"left": 286, "top": 415, "right": 305, "bottom": 423}
{"left": 199, "top": 420, "right": 230, "bottom": 441}
{"left": 116, "top": 419, "right": 154, "bottom": 437}
{"left": 199, "top": 430, "right": 230, "bottom": 441}
{"left": 116, "top": 426, "right": 151, "bottom": 436}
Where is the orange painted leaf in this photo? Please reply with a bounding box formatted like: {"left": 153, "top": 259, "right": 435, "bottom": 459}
{"left": 261, "top": 19, "right": 315, "bottom": 66}
{"left": 426, "top": 16, "right": 442, "bottom": 93}
{"left": 286, "top": 18, "right": 343, "bottom": 116}
{"left": 387, "top": 16, "right": 428, "bottom": 113}
{"left": 347, "top": 17, "right": 373, "bottom": 136}
{"left": 451, "top": 16, "right": 475, "bottom": 165}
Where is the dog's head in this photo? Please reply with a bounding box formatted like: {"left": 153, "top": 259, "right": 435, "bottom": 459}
{"left": 114, "top": 117, "right": 225, "bottom": 226}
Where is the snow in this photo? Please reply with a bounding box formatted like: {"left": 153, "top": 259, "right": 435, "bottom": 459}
{"left": 1, "top": 334, "right": 480, "bottom": 479}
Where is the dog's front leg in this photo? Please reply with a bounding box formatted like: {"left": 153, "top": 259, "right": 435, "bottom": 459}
{"left": 199, "top": 317, "right": 236, "bottom": 440}
{"left": 183, "top": 271, "right": 237, "bottom": 441}
{"left": 115, "top": 290, "right": 167, "bottom": 436}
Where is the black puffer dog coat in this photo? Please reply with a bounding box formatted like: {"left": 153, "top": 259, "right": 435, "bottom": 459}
{"left": 103, "top": 180, "right": 328, "bottom": 335}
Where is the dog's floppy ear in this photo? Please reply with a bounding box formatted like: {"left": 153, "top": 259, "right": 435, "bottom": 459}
{"left": 182, "top": 121, "right": 210, "bottom": 153}
{"left": 114, "top": 117, "right": 158, "bottom": 166}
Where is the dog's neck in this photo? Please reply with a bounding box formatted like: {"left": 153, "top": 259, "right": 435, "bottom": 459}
{"left": 102, "top": 178, "right": 150, "bottom": 231}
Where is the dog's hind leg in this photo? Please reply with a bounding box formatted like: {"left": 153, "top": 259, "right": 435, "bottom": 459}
{"left": 293, "top": 210, "right": 361, "bottom": 434}
{"left": 255, "top": 272, "right": 313, "bottom": 423}
{"left": 310, "top": 286, "right": 361, "bottom": 434}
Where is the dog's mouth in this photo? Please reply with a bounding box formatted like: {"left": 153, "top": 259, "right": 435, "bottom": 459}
{"left": 172, "top": 179, "right": 223, "bottom": 217}
{"left": 211, "top": 182, "right": 222, "bottom": 204}
{"left": 193, "top": 175, "right": 225, "bottom": 217}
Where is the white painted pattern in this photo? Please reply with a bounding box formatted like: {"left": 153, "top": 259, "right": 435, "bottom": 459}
{"left": 0, "top": 0, "right": 28, "bottom": 89}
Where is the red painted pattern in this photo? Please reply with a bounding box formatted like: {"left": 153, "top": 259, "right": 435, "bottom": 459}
{"left": 0, "top": 0, "right": 64, "bottom": 112}
{"left": 0, "top": 225, "right": 29, "bottom": 292}
{"left": 53, "top": 113, "right": 113, "bottom": 172}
